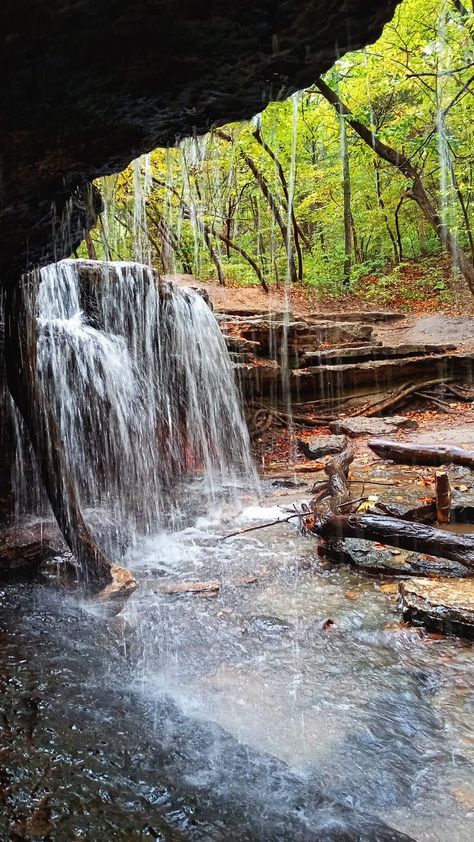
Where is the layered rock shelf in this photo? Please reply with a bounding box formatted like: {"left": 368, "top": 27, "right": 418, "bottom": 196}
{"left": 220, "top": 309, "right": 474, "bottom": 409}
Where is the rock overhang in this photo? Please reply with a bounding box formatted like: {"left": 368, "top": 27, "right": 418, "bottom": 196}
{"left": 1, "top": 0, "right": 402, "bottom": 280}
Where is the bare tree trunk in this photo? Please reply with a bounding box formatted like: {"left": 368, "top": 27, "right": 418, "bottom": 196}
{"left": 152, "top": 177, "right": 269, "bottom": 291}
{"left": 394, "top": 197, "right": 405, "bottom": 261}
{"left": 203, "top": 229, "right": 225, "bottom": 285}
{"left": 374, "top": 162, "right": 400, "bottom": 262}
{"left": 338, "top": 105, "right": 352, "bottom": 288}
{"left": 252, "top": 127, "right": 308, "bottom": 279}
{"left": 314, "top": 75, "right": 474, "bottom": 294}
{"left": 84, "top": 230, "right": 98, "bottom": 261}
{"left": 211, "top": 228, "right": 268, "bottom": 292}
{"left": 4, "top": 275, "right": 113, "bottom": 591}
{"left": 350, "top": 213, "right": 362, "bottom": 263}
{"left": 215, "top": 129, "right": 298, "bottom": 283}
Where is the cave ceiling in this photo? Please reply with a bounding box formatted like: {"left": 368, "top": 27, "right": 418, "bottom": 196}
{"left": 1, "top": 0, "right": 401, "bottom": 281}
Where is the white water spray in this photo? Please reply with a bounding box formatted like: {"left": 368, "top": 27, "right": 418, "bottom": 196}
{"left": 14, "top": 259, "right": 257, "bottom": 534}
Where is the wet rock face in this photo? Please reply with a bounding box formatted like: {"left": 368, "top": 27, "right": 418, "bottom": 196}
{"left": 1, "top": 0, "right": 400, "bottom": 280}
{"left": 400, "top": 578, "right": 474, "bottom": 639}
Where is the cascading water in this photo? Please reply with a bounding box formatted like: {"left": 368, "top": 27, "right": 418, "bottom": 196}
{"left": 14, "top": 258, "right": 256, "bottom": 537}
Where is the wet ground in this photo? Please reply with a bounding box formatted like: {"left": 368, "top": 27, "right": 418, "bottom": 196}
{"left": 1, "top": 477, "right": 473, "bottom": 841}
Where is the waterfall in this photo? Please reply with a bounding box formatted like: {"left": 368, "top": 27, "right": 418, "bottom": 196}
{"left": 14, "top": 259, "right": 256, "bottom": 535}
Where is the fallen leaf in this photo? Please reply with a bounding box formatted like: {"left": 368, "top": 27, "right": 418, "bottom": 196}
{"left": 379, "top": 582, "right": 399, "bottom": 594}
{"left": 344, "top": 590, "right": 359, "bottom": 601}
{"left": 233, "top": 575, "right": 258, "bottom": 586}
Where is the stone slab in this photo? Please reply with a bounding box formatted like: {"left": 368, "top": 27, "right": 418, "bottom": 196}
{"left": 330, "top": 416, "right": 418, "bottom": 437}
{"left": 400, "top": 577, "right": 474, "bottom": 638}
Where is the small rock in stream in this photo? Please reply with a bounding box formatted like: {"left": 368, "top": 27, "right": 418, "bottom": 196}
{"left": 245, "top": 614, "right": 294, "bottom": 636}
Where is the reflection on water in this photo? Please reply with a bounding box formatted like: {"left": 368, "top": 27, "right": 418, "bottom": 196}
{"left": 1, "top": 483, "right": 473, "bottom": 840}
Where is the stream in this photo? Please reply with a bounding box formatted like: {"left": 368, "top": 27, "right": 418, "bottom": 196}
{"left": 1, "top": 479, "right": 473, "bottom": 841}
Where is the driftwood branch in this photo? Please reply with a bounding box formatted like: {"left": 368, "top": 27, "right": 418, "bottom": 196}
{"left": 324, "top": 443, "right": 355, "bottom": 514}
{"left": 355, "top": 377, "right": 452, "bottom": 417}
{"left": 435, "top": 470, "right": 452, "bottom": 523}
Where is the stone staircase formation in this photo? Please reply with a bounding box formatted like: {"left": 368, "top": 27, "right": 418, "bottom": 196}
{"left": 216, "top": 308, "right": 474, "bottom": 414}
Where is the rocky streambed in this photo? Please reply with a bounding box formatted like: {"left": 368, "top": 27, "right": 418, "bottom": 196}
{"left": 1, "top": 460, "right": 474, "bottom": 840}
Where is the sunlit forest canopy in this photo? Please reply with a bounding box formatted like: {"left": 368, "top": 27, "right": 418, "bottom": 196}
{"left": 84, "top": 0, "right": 474, "bottom": 305}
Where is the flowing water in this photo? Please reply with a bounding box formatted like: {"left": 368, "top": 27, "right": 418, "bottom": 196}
{"left": 1, "top": 492, "right": 474, "bottom": 840}
{"left": 2, "top": 260, "right": 474, "bottom": 840}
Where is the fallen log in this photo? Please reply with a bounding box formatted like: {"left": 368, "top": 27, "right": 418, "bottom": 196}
{"left": 368, "top": 439, "right": 474, "bottom": 468}
{"left": 155, "top": 579, "right": 221, "bottom": 595}
{"left": 314, "top": 514, "right": 474, "bottom": 571}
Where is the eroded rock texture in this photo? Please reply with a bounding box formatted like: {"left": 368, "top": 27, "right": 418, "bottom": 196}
{"left": 1, "top": 0, "right": 400, "bottom": 281}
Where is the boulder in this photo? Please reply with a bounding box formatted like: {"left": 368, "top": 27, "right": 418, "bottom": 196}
{"left": 330, "top": 416, "right": 418, "bottom": 437}
{"left": 400, "top": 578, "right": 474, "bottom": 639}
{"left": 93, "top": 564, "right": 139, "bottom": 616}
{"left": 0, "top": 522, "right": 66, "bottom": 576}
{"left": 298, "top": 434, "right": 348, "bottom": 460}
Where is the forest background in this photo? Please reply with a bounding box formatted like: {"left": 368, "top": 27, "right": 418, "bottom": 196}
{"left": 81, "top": 0, "right": 474, "bottom": 312}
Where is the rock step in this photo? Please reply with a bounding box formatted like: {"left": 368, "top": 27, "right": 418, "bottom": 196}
{"left": 229, "top": 351, "right": 253, "bottom": 364}
{"left": 236, "top": 352, "right": 474, "bottom": 402}
{"left": 305, "top": 310, "right": 404, "bottom": 323}
{"left": 294, "top": 352, "right": 474, "bottom": 396}
{"left": 303, "top": 343, "right": 457, "bottom": 366}
{"left": 222, "top": 318, "right": 374, "bottom": 359}
{"left": 217, "top": 309, "right": 294, "bottom": 321}
{"left": 216, "top": 308, "right": 404, "bottom": 323}
{"left": 222, "top": 334, "right": 260, "bottom": 353}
